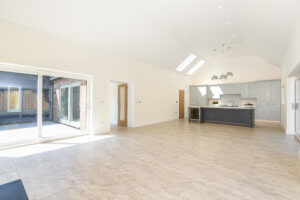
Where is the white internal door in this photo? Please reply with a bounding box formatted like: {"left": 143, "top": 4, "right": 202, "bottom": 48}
{"left": 296, "top": 78, "right": 300, "bottom": 136}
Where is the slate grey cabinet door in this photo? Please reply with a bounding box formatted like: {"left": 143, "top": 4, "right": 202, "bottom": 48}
{"left": 256, "top": 80, "right": 280, "bottom": 121}
{"left": 241, "top": 83, "right": 249, "bottom": 99}
{"left": 208, "top": 85, "right": 222, "bottom": 99}
{"left": 249, "top": 82, "right": 257, "bottom": 99}
{"left": 257, "top": 81, "right": 272, "bottom": 106}
{"left": 221, "top": 84, "right": 241, "bottom": 95}
{"left": 189, "top": 86, "right": 197, "bottom": 106}
{"left": 271, "top": 80, "right": 281, "bottom": 105}
{"left": 189, "top": 86, "right": 208, "bottom": 106}
{"left": 256, "top": 105, "right": 272, "bottom": 120}
{"left": 271, "top": 105, "right": 280, "bottom": 121}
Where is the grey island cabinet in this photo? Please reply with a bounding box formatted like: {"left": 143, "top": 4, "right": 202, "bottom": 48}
{"left": 200, "top": 107, "right": 255, "bottom": 127}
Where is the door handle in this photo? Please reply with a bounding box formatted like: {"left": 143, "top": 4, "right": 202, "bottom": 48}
{"left": 292, "top": 103, "right": 296, "bottom": 110}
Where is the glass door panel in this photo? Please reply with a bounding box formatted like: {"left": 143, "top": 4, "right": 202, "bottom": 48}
{"left": 60, "top": 87, "right": 69, "bottom": 121}
{"left": 0, "top": 71, "right": 38, "bottom": 148}
{"left": 42, "top": 76, "right": 87, "bottom": 139}
{"left": 296, "top": 79, "right": 300, "bottom": 136}
{"left": 70, "top": 86, "right": 80, "bottom": 126}
{"left": 120, "top": 86, "right": 125, "bottom": 121}
{"left": 118, "top": 84, "right": 127, "bottom": 126}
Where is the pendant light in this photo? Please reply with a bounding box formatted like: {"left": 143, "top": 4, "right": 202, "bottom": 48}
{"left": 226, "top": 72, "right": 233, "bottom": 77}
{"left": 219, "top": 75, "right": 227, "bottom": 80}
{"left": 211, "top": 75, "right": 218, "bottom": 80}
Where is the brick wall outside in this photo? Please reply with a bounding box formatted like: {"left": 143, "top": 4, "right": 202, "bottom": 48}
{"left": 52, "top": 78, "right": 87, "bottom": 130}
{"left": 22, "top": 89, "right": 37, "bottom": 111}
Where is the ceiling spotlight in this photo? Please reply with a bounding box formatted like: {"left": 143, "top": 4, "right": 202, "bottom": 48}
{"left": 147, "top": 10, "right": 152, "bottom": 14}
{"left": 217, "top": 5, "right": 222, "bottom": 9}
{"left": 226, "top": 72, "right": 233, "bottom": 77}
{"left": 219, "top": 75, "right": 227, "bottom": 80}
{"left": 211, "top": 75, "right": 219, "bottom": 80}
{"left": 226, "top": 22, "right": 231, "bottom": 26}
{"left": 232, "top": 34, "right": 236, "bottom": 38}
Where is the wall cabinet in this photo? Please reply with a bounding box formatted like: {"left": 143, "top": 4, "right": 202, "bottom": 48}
{"left": 241, "top": 82, "right": 257, "bottom": 99}
{"left": 189, "top": 86, "right": 208, "bottom": 106}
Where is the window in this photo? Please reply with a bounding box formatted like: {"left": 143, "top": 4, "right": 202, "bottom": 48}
{"left": 176, "top": 53, "right": 197, "bottom": 72}
{"left": 8, "top": 86, "right": 21, "bottom": 112}
{"left": 187, "top": 60, "right": 205, "bottom": 75}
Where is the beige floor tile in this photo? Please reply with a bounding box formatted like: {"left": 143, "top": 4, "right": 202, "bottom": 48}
{"left": 0, "top": 120, "right": 299, "bottom": 200}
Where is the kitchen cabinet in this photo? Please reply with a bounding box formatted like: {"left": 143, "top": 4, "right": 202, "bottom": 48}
{"left": 271, "top": 105, "right": 280, "bottom": 121}
{"left": 189, "top": 86, "right": 208, "bottom": 106}
{"left": 241, "top": 82, "right": 257, "bottom": 99}
{"left": 240, "top": 83, "right": 248, "bottom": 99}
{"left": 271, "top": 80, "right": 281, "bottom": 105}
{"left": 220, "top": 84, "right": 241, "bottom": 95}
{"left": 190, "top": 80, "right": 280, "bottom": 121}
{"left": 256, "top": 80, "right": 280, "bottom": 121}
{"left": 200, "top": 107, "right": 255, "bottom": 127}
{"left": 248, "top": 82, "right": 257, "bottom": 98}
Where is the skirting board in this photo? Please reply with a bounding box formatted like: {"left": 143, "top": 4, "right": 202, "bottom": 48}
{"left": 91, "top": 129, "right": 109, "bottom": 135}
{"left": 133, "top": 117, "right": 183, "bottom": 128}
{"left": 286, "top": 130, "right": 295, "bottom": 135}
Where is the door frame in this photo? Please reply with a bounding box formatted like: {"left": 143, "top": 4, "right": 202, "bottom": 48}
{"left": 108, "top": 79, "right": 133, "bottom": 131}
{"left": 0, "top": 62, "right": 93, "bottom": 149}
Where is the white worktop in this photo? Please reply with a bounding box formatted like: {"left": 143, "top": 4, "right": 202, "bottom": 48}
{"left": 189, "top": 105, "right": 255, "bottom": 110}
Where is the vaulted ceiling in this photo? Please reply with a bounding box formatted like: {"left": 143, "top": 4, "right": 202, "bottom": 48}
{"left": 0, "top": 0, "right": 299, "bottom": 73}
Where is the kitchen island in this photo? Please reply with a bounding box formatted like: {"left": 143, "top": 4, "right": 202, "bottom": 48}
{"left": 189, "top": 106, "right": 255, "bottom": 127}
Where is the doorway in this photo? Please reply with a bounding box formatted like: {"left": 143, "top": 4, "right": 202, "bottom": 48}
{"left": 110, "top": 81, "right": 128, "bottom": 128}
{"left": 60, "top": 82, "right": 81, "bottom": 128}
{"left": 296, "top": 78, "right": 300, "bottom": 137}
{"left": 179, "top": 90, "right": 185, "bottom": 119}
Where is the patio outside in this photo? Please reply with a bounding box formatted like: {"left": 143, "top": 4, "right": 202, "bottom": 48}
{"left": 0, "top": 71, "right": 87, "bottom": 148}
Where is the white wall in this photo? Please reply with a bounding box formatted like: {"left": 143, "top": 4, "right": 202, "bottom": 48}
{"left": 281, "top": 22, "right": 300, "bottom": 134}
{"left": 0, "top": 19, "right": 189, "bottom": 134}
{"left": 189, "top": 55, "right": 280, "bottom": 85}
{"left": 109, "top": 82, "right": 118, "bottom": 125}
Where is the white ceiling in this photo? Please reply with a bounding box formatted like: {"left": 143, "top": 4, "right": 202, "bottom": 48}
{"left": 0, "top": 0, "right": 299, "bottom": 73}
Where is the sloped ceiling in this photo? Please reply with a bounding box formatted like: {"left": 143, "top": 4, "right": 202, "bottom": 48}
{"left": 0, "top": 0, "right": 299, "bottom": 73}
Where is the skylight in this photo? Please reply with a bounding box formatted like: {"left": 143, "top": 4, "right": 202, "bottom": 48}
{"left": 176, "top": 53, "right": 197, "bottom": 72}
{"left": 187, "top": 59, "right": 205, "bottom": 75}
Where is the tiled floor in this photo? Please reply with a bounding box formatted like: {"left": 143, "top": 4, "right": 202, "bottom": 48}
{"left": 0, "top": 120, "right": 299, "bottom": 200}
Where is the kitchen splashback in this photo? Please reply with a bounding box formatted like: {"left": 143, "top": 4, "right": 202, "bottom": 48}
{"left": 220, "top": 94, "right": 242, "bottom": 106}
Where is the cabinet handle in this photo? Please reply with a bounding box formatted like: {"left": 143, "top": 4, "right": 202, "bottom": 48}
{"left": 292, "top": 103, "right": 297, "bottom": 110}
